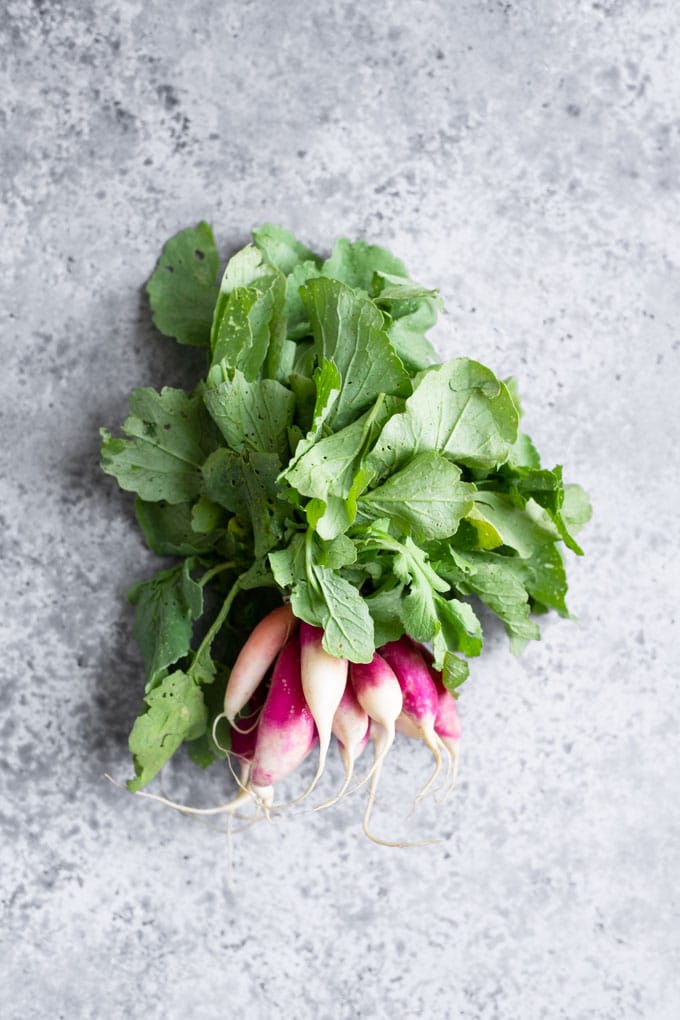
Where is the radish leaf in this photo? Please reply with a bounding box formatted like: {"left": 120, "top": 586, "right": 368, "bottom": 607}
{"left": 128, "top": 671, "right": 207, "bottom": 791}
{"left": 128, "top": 561, "right": 203, "bottom": 690}
{"left": 146, "top": 222, "right": 220, "bottom": 347}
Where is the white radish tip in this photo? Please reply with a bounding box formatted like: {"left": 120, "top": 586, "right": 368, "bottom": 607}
{"left": 250, "top": 784, "right": 273, "bottom": 808}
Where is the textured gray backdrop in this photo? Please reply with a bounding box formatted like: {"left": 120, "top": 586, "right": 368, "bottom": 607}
{"left": 2, "top": 2, "right": 679, "bottom": 1018}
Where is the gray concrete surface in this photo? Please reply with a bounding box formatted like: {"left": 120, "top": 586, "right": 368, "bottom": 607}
{"left": 2, "top": 2, "right": 679, "bottom": 1018}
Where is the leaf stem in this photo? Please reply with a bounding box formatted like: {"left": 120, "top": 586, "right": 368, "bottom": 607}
{"left": 305, "top": 529, "right": 322, "bottom": 594}
{"left": 191, "top": 574, "right": 243, "bottom": 669}
{"left": 198, "top": 561, "right": 236, "bottom": 588}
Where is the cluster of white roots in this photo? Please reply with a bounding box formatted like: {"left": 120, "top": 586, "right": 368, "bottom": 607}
{"left": 107, "top": 724, "right": 459, "bottom": 848}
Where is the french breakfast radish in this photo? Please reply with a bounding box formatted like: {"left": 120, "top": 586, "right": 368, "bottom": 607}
{"left": 249, "top": 631, "right": 318, "bottom": 803}
{"left": 379, "top": 638, "right": 445, "bottom": 802}
{"left": 316, "top": 681, "right": 370, "bottom": 809}
{"left": 298, "top": 622, "right": 348, "bottom": 799}
{"left": 223, "top": 604, "right": 296, "bottom": 726}
{"left": 350, "top": 653, "right": 404, "bottom": 844}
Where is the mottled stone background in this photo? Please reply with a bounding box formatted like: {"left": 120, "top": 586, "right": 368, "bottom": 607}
{"left": 1, "top": 2, "right": 679, "bottom": 1018}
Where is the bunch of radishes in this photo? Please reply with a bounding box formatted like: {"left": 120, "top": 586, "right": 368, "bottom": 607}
{"left": 210, "top": 605, "right": 461, "bottom": 844}
{"left": 102, "top": 223, "right": 589, "bottom": 845}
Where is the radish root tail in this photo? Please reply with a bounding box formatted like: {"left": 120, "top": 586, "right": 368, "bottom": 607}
{"left": 314, "top": 747, "right": 356, "bottom": 812}
{"left": 412, "top": 729, "right": 446, "bottom": 805}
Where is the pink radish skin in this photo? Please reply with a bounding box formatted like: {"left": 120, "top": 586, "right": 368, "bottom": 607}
{"left": 350, "top": 653, "right": 403, "bottom": 732}
{"left": 433, "top": 675, "right": 462, "bottom": 742}
{"left": 223, "top": 604, "right": 296, "bottom": 724}
{"left": 298, "top": 623, "right": 348, "bottom": 799}
{"left": 316, "top": 683, "right": 370, "bottom": 810}
{"left": 249, "top": 634, "right": 318, "bottom": 797}
{"left": 379, "top": 638, "right": 444, "bottom": 801}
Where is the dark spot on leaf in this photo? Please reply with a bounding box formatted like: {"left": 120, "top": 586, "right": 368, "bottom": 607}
{"left": 194, "top": 249, "right": 205, "bottom": 261}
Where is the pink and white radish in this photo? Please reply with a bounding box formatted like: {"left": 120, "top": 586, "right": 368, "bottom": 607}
{"left": 222, "top": 604, "right": 296, "bottom": 726}
{"left": 350, "top": 652, "right": 404, "bottom": 844}
{"left": 297, "top": 622, "right": 348, "bottom": 800}
{"left": 119, "top": 637, "right": 315, "bottom": 820}
{"left": 249, "top": 632, "right": 318, "bottom": 807}
{"left": 379, "top": 637, "right": 445, "bottom": 802}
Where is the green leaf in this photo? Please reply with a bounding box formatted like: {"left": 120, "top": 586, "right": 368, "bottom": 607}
{"left": 322, "top": 237, "right": 409, "bottom": 291}
{"left": 284, "top": 261, "right": 323, "bottom": 339}
{"left": 189, "top": 643, "right": 217, "bottom": 686}
{"left": 316, "top": 568, "right": 374, "bottom": 662}
{"left": 268, "top": 534, "right": 306, "bottom": 589}
{"left": 317, "top": 534, "right": 357, "bottom": 569}
{"left": 203, "top": 368, "right": 295, "bottom": 465}
{"left": 202, "top": 449, "right": 290, "bottom": 558}
{"left": 190, "top": 495, "right": 225, "bottom": 534}
{"left": 135, "top": 498, "right": 220, "bottom": 556}
{"left": 211, "top": 270, "right": 286, "bottom": 380}
{"left": 560, "top": 483, "right": 592, "bottom": 549}
{"left": 390, "top": 535, "right": 449, "bottom": 642}
{"left": 372, "top": 273, "right": 441, "bottom": 373}
{"left": 371, "top": 271, "right": 439, "bottom": 303}
{"left": 185, "top": 670, "right": 232, "bottom": 768}
{"left": 186, "top": 734, "right": 219, "bottom": 769}
{"left": 359, "top": 452, "right": 476, "bottom": 542}
{"left": 288, "top": 373, "right": 317, "bottom": 435}
{"left": 146, "top": 223, "right": 220, "bottom": 347}
{"left": 437, "top": 548, "right": 540, "bottom": 647}
{"left": 252, "top": 223, "right": 320, "bottom": 274}
{"left": 128, "top": 671, "right": 207, "bottom": 790}
{"left": 218, "top": 244, "right": 269, "bottom": 293}
{"left": 127, "top": 562, "right": 203, "bottom": 689}
{"left": 291, "top": 567, "right": 374, "bottom": 663}
{"left": 439, "top": 652, "right": 470, "bottom": 691}
{"left": 287, "top": 360, "right": 341, "bottom": 468}
{"left": 282, "top": 397, "right": 401, "bottom": 540}
{"left": 100, "top": 387, "right": 220, "bottom": 504}
{"left": 301, "top": 278, "right": 410, "bottom": 429}
{"left": 283, "top": 413, "right": 369, "bottom": 502}
{"left": 385, "top": 303, "right": 440, "bottom": 373}
{"left": 508, "top": 432, "right": 541, "bottom": 470}
{"left": 364, "top": 583, "right": 406, "bottom": 646}
{"left": 519, "top": 542, "right": 569, "bottom": 616}
{"left": 513, "top": 466, "right": 565, "bottom": 514}
{"left": 435, "top": 595, "right": 483, "bottom": 657}
{"left": 468, "top": 492, "right": 558, "bottom": 557}
{"left": 368, "top": 358, "right": 519, "bottom": 476}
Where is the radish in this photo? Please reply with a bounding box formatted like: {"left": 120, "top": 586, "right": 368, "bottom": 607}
{"left": 222, "top": 604, "right": 296, "bottom": 726}
{"left": 350, "top": 653, "right": 404, "bottom": 844}
{"left": 249, "top": 631, "right": 318, "bottom": 806}
{"left": 315, "top": 681, "right": 370, "bottom": 810}
{"left": 379, "top": 637, "right": 444, "bottom": 802}
{"left": 298, "top": 622, "right": 349, "bottom": 799}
